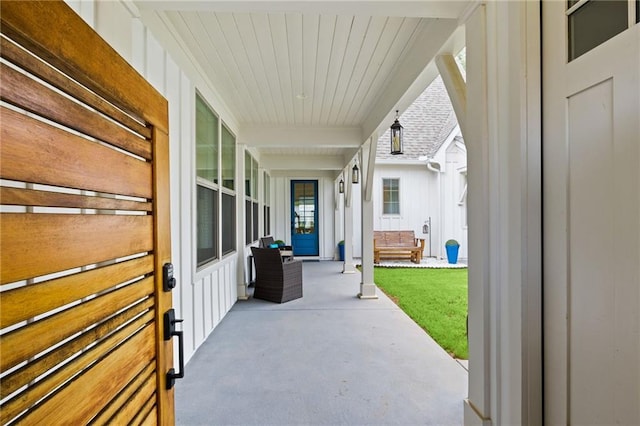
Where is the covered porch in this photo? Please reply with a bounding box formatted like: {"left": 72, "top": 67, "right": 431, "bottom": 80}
{"left": 175, "top": 261, "right": 467, "bottom": 425}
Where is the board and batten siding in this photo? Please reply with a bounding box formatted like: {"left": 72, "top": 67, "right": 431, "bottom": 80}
{"left": 67, "top": 0, "right": 239, "bottom": 365}
{"left": 270, "top": 173, "right": 337, "bottom": 260}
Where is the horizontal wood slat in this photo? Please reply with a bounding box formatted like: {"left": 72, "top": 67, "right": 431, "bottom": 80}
{"left": 0, "top": 36, "right": 152, "bottom": 140}
{"left": 0, "top": 0, "right": 168, "bottom": 133}
{"left": 131, "top": 393, "right": 157, "bottom": 426}
{"left": 0, "top": 187, "right": 152, "bottom": 212}
{"left": 0, "top": 63, "right": 152, "bottom": 160}
{"left": 0, "top": 298, "right": 154, "bottom": 400}
{"left": 0, "top": 276, "right": 153, "bottom": 372}
{"left": 1, "top": 107, "right": 152, "bottom": 198}
{"left": 0, "top": 213, "right": 153, "bottom": 285}
{"left": 1, "top": 255, "right": 154, "bottom": 328}
{"left": 89, "top": 363, "right": 156, "bottom": 426}
{"left": 0, "top": 309, "right": 155, "bottom": 424}
{"left": 107, "top": 373, "right": 156, "bottom": 426}
{"left": 140, "top": 405, "right": 159, "bottom": 426}
{"left": 16, "top": 325, "right": 156, "bottom": 425}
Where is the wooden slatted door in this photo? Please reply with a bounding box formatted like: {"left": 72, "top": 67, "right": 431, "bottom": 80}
{"left": 0, "top": 1, "right": 175, "bottom": 424}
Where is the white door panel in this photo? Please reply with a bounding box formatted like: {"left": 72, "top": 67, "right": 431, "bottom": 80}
{"left": 543, "top": 1, "right": 639, "bottom": 423}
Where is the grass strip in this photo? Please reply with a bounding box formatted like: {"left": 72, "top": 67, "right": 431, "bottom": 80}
{"left": 374, "top": 267, "right": 468, "bottom": 359}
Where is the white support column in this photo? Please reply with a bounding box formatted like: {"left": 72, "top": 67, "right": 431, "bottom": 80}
{"left": 464, "top": 1, "right": 542, "bottom": 425}
{"left": 436, "top": 54, "right": 467, "bottom": 134}
{"left": 237, "top": 144, "right": 249, "bottom": 300}
{"left": 359, "top": 143, "right": 377, "bottom": 299}
{"left": 343, "top": 167, "right": 356, "bottom": 274}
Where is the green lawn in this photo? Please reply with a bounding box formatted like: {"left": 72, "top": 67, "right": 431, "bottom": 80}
{"left": 374, "top": 267, "right": 468, "bottom": 359}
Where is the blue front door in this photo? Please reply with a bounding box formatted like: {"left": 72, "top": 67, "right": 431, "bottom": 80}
{"left": 291, "top": 180, "right": 318, "bottom": 256}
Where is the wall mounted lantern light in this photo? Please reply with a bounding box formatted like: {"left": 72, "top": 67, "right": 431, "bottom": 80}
{"left": 390, "top": 109, "right": 403, "bottom": 155}
{"left": 339, "top": 178, "right": 344, "bottom": 193}
{"left": 352, "top": 164, "right": 359, "bottom": 184}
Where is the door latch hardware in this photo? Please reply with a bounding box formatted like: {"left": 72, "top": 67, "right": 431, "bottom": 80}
{"left": 164, "top": 309, "right": 185, "bottom": 389}
{"left": 163, "top": 263, "right": 176, "bottom": 292}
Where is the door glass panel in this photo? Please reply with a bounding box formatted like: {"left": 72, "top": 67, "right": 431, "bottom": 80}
{"left": 568, "top": 0, "right": 628, "bottom": 61}
{"left": 293, "top": 182, "right": 315, "bottom": 235}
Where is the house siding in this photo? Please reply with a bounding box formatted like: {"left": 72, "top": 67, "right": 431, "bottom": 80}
{"left": 67, "top": 0, "right": 239, "bottom": 364}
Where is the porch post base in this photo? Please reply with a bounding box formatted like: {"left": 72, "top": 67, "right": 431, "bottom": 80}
{"left": 463, "top": 399, "right": 492, "bottom": 426}
{"left": 342, "top": 263, "right": 357, "bottom": 274}
{"left": 237, "top": 283, "right": 249, "bottom": 301}
{"left": 358, "top": 283, "right": 378, "bottom": 299}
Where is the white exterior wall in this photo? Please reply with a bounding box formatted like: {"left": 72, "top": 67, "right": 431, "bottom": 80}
{"left": 68, "top": 0, "right": 240, "bottom": 365}
{"left": 270, "top": 172, "right": 337, "bottom": 260}
{"left": 442, "top": 143, "right": 468, "bottom": 261}
{"left": 373, "top": 153, "right": 467, "bottom": 260}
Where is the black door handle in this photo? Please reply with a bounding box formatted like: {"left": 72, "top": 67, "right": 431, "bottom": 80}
{"left": 164, "top": 309, "right": 184, "bottom": 389}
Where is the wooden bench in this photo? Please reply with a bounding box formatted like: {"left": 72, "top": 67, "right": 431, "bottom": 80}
{"left": 374, "top": 230, "right": 425, "bottom": 264}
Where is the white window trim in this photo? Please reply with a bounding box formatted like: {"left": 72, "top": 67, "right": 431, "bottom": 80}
{"left": 382, "top": 177, "right": 401, "bottom": 216}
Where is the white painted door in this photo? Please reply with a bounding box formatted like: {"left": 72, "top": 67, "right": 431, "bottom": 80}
{"left": 542, "top": 1, "right": 639, "bottom": 424}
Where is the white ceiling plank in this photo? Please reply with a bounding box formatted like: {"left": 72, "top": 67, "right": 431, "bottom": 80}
{"left": 188, "top": 11, "right": 263, "bottom": 122}
{"left": 262, "top": 154, "right": 345, "bottom": 170}
{"left": 351, "top": 17, "right": 422, "bottom": 125}
{"left": 136, "top": 1, "right": 469, "bottom": 19}
{"left": 342, "top": 16, "right": 403, "bottom": 124}
{"left": 302, "top": 14, "right": 320, "bottom": 125}
{"left": 135, "top": 0, "right": 472, "bottom": 169}
{"left": 216, "top": 12, "right": 272, "bottom": 123}
{"left": 251, "top": 13, "right": 287, "bottom": 123}
{"left": 286, "top": 12, "right": 304, "bottom": 124}
{"left": 311, "top": 14, "right": 337, "bottom": 124}
{"left": 361, "top": 18, "right": 459, "bottom": 139}
{"left": 269, "top": 13, "right": 295, "bottom": 125}
{"left": 326, "top": 15, "right": 371, "bottom": 125}
{"left": 234, "top": 13, "right": 279, "bottom": 122}
{"left": 318, "top": 15, "right": 352, "bottom": 125}
{"left": 334, "top": 15, "right": 388, "bottom": 126}
{"left": 169, "top": 12, "right": 249, "bottom": 122}
{"left": 240, "top": 126, "right": 362, "bottom": 148}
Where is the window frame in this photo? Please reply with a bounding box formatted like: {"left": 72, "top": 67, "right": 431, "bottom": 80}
{"left": 244, "top": 150, "right": 259, "bottom": 245}
{"left": 382, "top": 177, "right": 401, "bottom": 216}
{"left": 195, "top": 93, "right": 237, "bottom": 274}
{"left": 195, "top": 93, "right": 220, "bottom": 270}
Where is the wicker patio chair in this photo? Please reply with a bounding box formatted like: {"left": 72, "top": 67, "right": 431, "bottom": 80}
{"left": 259, "top": 236, "right": 275, "bottom": 248}
{"left": 250, "top": 247, "right": 303, "bottom": 303}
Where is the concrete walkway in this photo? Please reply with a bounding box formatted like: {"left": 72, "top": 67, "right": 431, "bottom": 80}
{"left": 175, "top": 261, "right": 468, "bottom": 425}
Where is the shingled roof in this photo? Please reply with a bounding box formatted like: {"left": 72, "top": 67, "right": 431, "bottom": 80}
{"left": 377, "top": 76, "right": 461, "bottom": 161}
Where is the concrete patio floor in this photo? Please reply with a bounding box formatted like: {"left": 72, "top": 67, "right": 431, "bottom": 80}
{"left": 175, "top": 260, "right": 468, "bottom": 425}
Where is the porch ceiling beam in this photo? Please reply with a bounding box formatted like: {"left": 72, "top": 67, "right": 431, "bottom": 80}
{"left": 240, "top": 126, "right": 362, "bottom": 149}
{"left": 260, "top": 154, "right": 345, "bottom": 170}
{"left": 361, "top": 19, "right": 460, "bottom": 141}
{"left": 436, "top": 54, "right": 467, "bottom": 134}
{"left": 134, "top": 1, "right": 469, "bottom": 19}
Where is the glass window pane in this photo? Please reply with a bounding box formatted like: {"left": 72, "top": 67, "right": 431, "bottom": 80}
{"left": 221, "top": 124, "right": 235, "bottom": 190}
{"left": 245, "top": 199, "right": 252, "bottom": 245}
{"left": 252, "top": 202, "right": 259, "bottom": 242}
{"left": 569, "top": 0, "right": 628, "bottom": 60}
{"left": 264, "top": 205, "right": 270, "bottom": 236}
{"left": 196, "top": 95, "right": 218, "bottom": 183}
{"left": 245, "top": 151, "right": 252, "bottom": 197}
{"left": 264, "top": 173, "right": 270, "bottom": 204}
{"left": 252, "top": 158, "right": 259, "bottom": 199}
{"left": 197, "top": 185, "right": 218, "bottom": 266}
{"left": 382, "top": 178, "right": 400, "bottom": 215}
{"left": 222, "top": 193, "right": 236, "bottom": 255}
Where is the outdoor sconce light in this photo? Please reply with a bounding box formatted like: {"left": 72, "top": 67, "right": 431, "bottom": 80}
{"left": 352, "top": 164, "right": 359, "bottom": 184}
{"left": 339, "top": 178, "right": 344, "bottom": 193}
{"left": 390, "top": 109, "right": 403, "bottom": 155}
